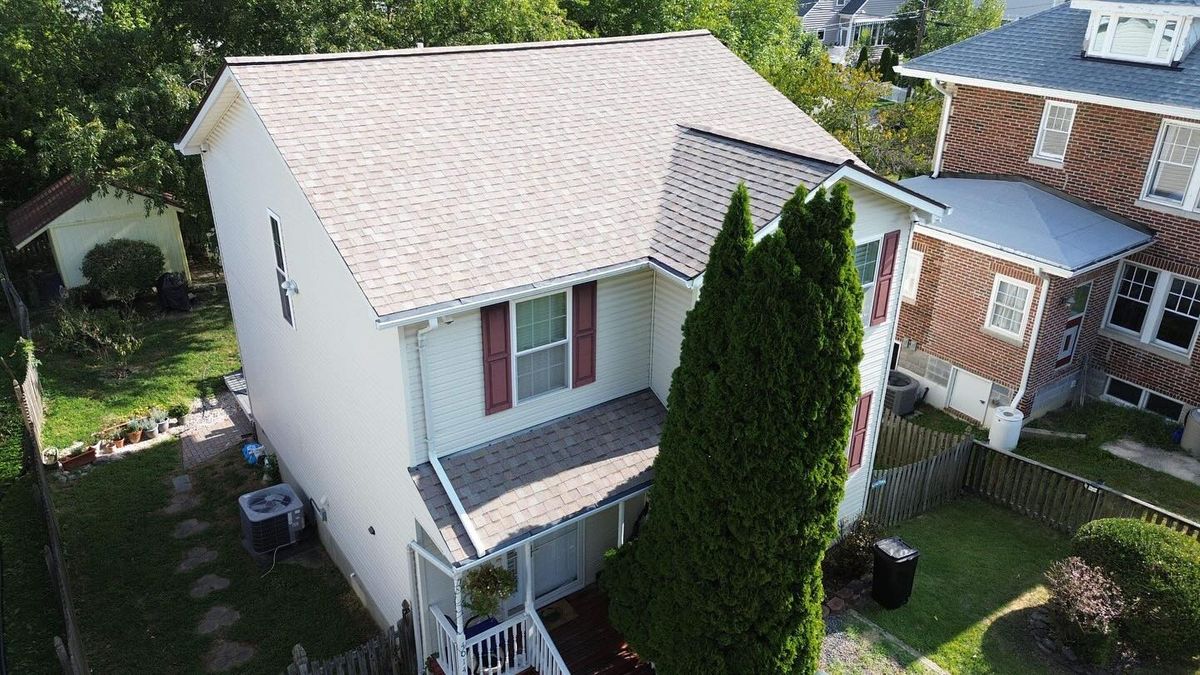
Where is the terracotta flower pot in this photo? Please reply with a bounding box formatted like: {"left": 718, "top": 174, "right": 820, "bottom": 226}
{"left": 61, "top": 449, "right": 97, "bottom": 471}
{"left": 124, "top": 429, "right": 143, "bottom": 444}
{"left": 112, "top": 437, "right": 126, "bottom": 449}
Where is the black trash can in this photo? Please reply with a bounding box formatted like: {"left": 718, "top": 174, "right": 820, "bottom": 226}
{"left": 871, "top": 537, "right": 920, "bottom": 609}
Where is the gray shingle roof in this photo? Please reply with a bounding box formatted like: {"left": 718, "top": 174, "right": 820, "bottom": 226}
{"left": 901, "top": 5, "right": 1200, "bottom": 112}
{"left": 410, "top": 390, "right": 663, "bottom": 564}
{"left": 226, "top": 32, "right": 854, "bottom": 319}
{"left": 900, "top": 175, "right": 1153, "bottom": 272}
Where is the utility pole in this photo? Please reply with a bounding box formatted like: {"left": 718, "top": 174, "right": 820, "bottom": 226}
{"left": 914, "top": 0, "right": 931, "bottom": 55}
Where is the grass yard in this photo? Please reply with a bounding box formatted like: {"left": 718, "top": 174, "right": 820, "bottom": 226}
{"left": 39, "top": 288, "right": 240, "bottom": 448}
{"left": 863, "top": 498, "right": 1071, "bottom": 675}
{"left": 1021, "top": 401, "right": 1200, "bottom": 522}
{"left": 822, "top": 611, "right": 936, "bottom": 674}
{"left": 53, "top": 440, "right": 378, "bottom": 673}
{"left": 907, "top": 404, "right": 983, "bottom": 438}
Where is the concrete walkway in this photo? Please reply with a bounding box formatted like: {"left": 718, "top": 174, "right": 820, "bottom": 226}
{"left": 1102, "top": 438, "right": 1200, "bottom": 486}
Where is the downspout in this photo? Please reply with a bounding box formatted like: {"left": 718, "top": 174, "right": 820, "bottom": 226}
{"left": 930, "top": 79, "right": 956, "bottom": 178}
{"left": 1012, "top": 270, "right": 1052, "bottom": 412}
{"left": 415, "top": 318, "right": 482, "bottom": 670}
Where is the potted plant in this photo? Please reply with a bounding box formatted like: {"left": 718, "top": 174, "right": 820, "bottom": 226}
{"left": 142, "top": 416, "right": 159, "bottom": 440}
{"left": 42, "top": 447, "right": 60, "bottom": 468}
{"left": 150, "top": 407, "right": 169, "bottom": 433}
{"left": 123, "top": 419, "right": 143, "bottom": 445}
{"left": 462, "top": 564, "right": 518, "bottom": 621}
{"left": 61, "top": 444, "right": 97, "bottom": 471}
{"left": 167, "top": 403, "right": 189, "bottom": 427}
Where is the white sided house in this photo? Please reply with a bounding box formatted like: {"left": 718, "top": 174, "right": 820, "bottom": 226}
{"left": 178, "top": 31, "right": 944, "bottom": 675}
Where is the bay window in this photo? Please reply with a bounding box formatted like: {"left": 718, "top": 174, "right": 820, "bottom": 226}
{"left": 1106, "top": 262, "right": 1200, "bottom": 354}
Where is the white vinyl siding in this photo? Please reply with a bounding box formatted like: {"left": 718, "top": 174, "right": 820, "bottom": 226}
{"left": 985, "top": 275, "right": 1033, "bottom": 341}
{"left": 408, "top": 270, "right": 654, "bottom": 463}
{"left": 1034, "top": 101, "right": 1075, "bottom": 161}
{"left": 650, "top": 273, "right": 694, "bottom": 405}
{"left": 1106, "top": 261, "right": 1200, "bottom": 355}
{"left": 1144, "top": 121, "right": 1200, "bottom": 212}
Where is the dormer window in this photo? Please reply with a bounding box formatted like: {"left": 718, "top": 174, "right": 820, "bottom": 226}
{"left": 1084, "top": 10, "right": 1193, "bottom": 64}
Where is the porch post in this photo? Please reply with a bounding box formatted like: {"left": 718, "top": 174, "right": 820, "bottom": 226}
{"left": 412, "top": 549, "right": 426, "bottom": 663}
{"left": 453, "top": 572, "right": 467, "bottom": 675}
{"left": 523, "top": 540, "right": 535, "bottom": 611}
{"left": 617, "top": 501, "right": 626, "bottom": 547}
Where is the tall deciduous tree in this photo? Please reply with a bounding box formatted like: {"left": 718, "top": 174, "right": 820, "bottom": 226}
{"left": 888, "top": 0, "right": 1004, "bottom": 57}
{"left": 604, "top": 182, "right": 864, "bottom": 674}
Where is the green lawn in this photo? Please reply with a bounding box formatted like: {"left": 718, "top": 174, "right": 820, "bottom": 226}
{"left": 39, "top": 289, "right": 240, "bottom": 448}
{"left": 907, "top": 404, "right": 984, "bottom": 439}
{"left": 863, "top": 498, "right": 1071, "bottom": 675}
{"left": 1020, "top": 402, "right": 1200, "bottom": 522}
{"left": 53, "top": 440, "right": 378, "bottom": 673}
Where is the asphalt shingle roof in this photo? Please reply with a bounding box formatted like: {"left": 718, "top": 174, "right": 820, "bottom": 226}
{"left": 224, "top": 32, "right": 854, "bottom": 319}
{"left": 410, "top": 390, "right": 663, "bottom": 564}
{"left": 901, "top": 5, "right": 1200, "bottom": 112}
{"left": 900, "top": 176, "right": 1153, "bottom": 272}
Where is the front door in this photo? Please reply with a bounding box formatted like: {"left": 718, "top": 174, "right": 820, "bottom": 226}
{"left": 532, "top": 524, "right": 582, "bottom": 605}
{"left": 947, "top": 368, "right": 993, "bottom": 422}
{"left": 1056, "top": 283, "right": 1092, "bottom": 368}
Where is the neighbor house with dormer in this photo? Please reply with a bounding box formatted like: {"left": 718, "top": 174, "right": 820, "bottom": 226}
{"left": 894, "top": 0, "right": 1200, "bottom": 426}
{"left": 177, "top": 31, "right": 945, "bottom": 675}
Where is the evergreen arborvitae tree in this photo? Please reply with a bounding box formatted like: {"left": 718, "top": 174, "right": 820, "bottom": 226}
{"left": 603, "top": 183, "right": 864, "bottom": 674}
{"left": 880, "top": 48, "right": 896, "bottom": 82}
{"left": 856, "top": 44, "right": 872, "bottom": 70}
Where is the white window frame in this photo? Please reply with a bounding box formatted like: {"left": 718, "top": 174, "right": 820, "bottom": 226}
{"left": 268, "top": 210, "right": 295, "bottom": 329}
{"left": 1140, "top": 118, "right": 1200, "bottom": 213}
{"left": 1085, "top": 11, "right": 1186, "bottom": 65}
{"left": 1101, "top": 374, "right": 1187, "bottom": 422}
{"left": 1104, "top": 261, "right": 1200, "bottom": 356}
{"left": 1033, "top": 100, "right": 1077, "bottom": 162}
{"left": 984, "top": 274, "right": 1035, "bottom": 342}
{"left": 855, "top": 236, "right": 883, "bottom": 324}
{"left": 901, "top": 248, "right": 923, "bottom": 303}
{"left": 510, "top": 289, "right": 572, "bottom": 404}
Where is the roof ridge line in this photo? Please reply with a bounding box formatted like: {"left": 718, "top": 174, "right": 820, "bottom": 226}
{"left": 225, "top": 30, "right": 715, "bottom": 67}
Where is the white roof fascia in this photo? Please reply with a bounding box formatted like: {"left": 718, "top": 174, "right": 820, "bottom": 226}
{"left": 914, "top": 222, "right": 1074, "bottom": 276}
{"left": 895, "top": 68, "right": 1200, "bottom": 121}
{"left": 176, "top": 69, "right": 241, "bottom": 155}
{"left": 821, "top": 165, "right": 950, "bottom": 217}
{"left": 1071, "top": 0, "right": 1200, "bottom": 18}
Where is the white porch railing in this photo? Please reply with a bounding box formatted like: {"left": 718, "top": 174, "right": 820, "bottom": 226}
{"left": 428, "top": 605, "right": 569, "bottom": 675}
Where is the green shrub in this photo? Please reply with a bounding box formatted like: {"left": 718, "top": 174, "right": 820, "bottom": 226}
{"left": 1073, "top": 518, "right": 1200, "bottom": 660}
{"left": 40, "top": 302, "right": 142, "bottom": 373}
{"left": 1045, "top": 556, "right": 1126, "bottom": 665}
{"left": 824, "top": 518, "right": 884, "bottom": 590}
{"left": 81, "top": 238, "right": 164, "bottom": 305}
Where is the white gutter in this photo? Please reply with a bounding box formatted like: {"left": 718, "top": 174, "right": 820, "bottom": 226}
{"left": 416, "top": 319, "right": 485, "bottom": 557}
{"left": 929, "top": 79, "right": 956, "bottom": 178}
{"left": 1012, "top": 269, "right": 1052, "bottom": 411}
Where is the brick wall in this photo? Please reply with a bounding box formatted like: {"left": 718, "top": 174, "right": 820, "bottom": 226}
{"left": 897, "top": 233, "right": 1043, "bottom": 394}
{"left": 934, "top": 85, "right": 1200, "bottom": 409}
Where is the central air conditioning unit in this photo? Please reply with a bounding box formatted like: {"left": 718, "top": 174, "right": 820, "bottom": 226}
{"left": 238, "top": 483, "right": 306, "bottom": 554}
{"left": 886, "top": 370, "right": 920, "bottom": 416}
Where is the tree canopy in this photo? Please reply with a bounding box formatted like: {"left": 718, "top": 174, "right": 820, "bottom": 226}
{"left": 888, "top": 0, "right": 1005, "bottom": 57}
{"left": 603, "top": 182, "right": 864, "bottom": 674}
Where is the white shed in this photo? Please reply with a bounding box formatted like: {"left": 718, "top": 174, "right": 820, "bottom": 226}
{"left": 6, "top": 176, "right": 190, "bottom": 289}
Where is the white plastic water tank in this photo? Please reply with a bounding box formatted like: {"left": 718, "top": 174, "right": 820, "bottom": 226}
{"left": 989, "top": 406, "right": 1024, "bottom": 451}
{"left": 1181, "top": 408, "right": 1200, "bottom": 458}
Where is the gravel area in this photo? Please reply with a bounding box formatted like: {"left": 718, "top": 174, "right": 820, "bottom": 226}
{"left": 822, "top": 612, "right": 937, "bottom": 674}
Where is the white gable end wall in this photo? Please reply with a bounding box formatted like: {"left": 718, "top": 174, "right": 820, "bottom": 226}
{"left": 649, "top": 272, "right": 694, "bottom": 405}
{"left": 199, "top": 96, "right": 438, "bottom": 626}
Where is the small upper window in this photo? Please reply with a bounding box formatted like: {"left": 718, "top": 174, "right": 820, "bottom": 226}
{"left": 985, "top": 275, "right": 1032, "bottom": 340}
{"left": 901, "top": 248, "right": 923, "bottom": 303}
{"left": 1086, "top": 11, "right": 1185, "bottom": 64}
{"left": 1034, "top": 101, "right": 1076, "bottom": 162}
{"left": 270, "top": 213, "right": 294, "bottom": 327}
{"left": 855, "top": 240, "right": 881, "bottom": 322}
{"left": 514, "top": 292, "right": 569, "bottom": 400}
{"left": 1144, "top": 121, "right": 1200, "bottom": 212}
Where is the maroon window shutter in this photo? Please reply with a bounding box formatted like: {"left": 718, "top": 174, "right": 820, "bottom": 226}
{"left": 848, "top": 391, "right": 873, "bottom": 471}
{"left": 870, "top": 230, "right": 902, "bottom": 326}
{"left": 481, "top": 303, "right": 512, "bottom": 415}
{"left": 572, "top": 282, "right": 597, "bottom": 387}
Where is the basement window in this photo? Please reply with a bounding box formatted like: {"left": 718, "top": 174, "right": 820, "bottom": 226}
{"left": 1103, "top": 376, "right": 1186, "bottom": 422}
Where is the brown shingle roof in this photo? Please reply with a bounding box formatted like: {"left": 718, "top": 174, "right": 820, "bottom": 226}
{"left": 223, "top": 31, "right": 854, "bottom": 319}
{"left": 6, "top": 176, "right": 92, "bottom": 248}
{"left": 411, "top": 390, "right": 663, "bottom": 563}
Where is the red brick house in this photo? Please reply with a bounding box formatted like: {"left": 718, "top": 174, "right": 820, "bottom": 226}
{"left": 893, "top": 0, "right": 1200, "bottom": 425}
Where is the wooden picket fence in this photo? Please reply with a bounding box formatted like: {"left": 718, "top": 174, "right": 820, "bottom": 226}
{"left": 284, "top": 601, "right": 417, "bottom": 675}
{"left": 0, "top": 278, "right": 30, "bottom": 340}
{"left": 874, "top": 412, "right": 973, "bottom": 470}
{"left": 865, "top": 436, "right": 975, "bottom": 527}
{"left": 867, "top": 435, "right": 1200, "bottom": 540}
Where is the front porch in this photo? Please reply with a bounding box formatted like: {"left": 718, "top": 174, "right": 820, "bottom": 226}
{"left": 540, "top": 586, "right": 651, "bottom": 675}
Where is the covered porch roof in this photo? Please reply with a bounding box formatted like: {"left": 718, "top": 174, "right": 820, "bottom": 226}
{"left": 411, "top": 391, "right": 663, "bottom": 564}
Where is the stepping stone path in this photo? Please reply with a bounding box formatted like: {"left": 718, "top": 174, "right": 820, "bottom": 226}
{"left": 173, "top": 474, "right": 193, "bottom": 492}
{"left": 190, "top": 573, "right": 230, "bottom": 599}
{"left": 197, "top": 606, "right": 241, "bottom": 635}
{"left": 204, "top": 640, "right": 256, "bottom": 672}
{"left": 173, "top": 518, "right": 210, "bottom": 539}
{"left": 164, "top": 492, "right": 201, "bottom": 515}
{"left": 177, "top": 547, "right": 218, "bottom": 573}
